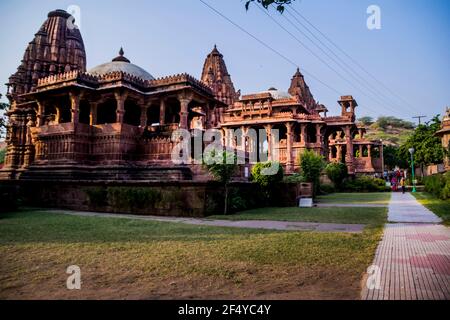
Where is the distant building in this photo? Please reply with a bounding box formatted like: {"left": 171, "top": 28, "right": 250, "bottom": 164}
{"left": 0, "top": 9, "right": 382, "bottom": 181}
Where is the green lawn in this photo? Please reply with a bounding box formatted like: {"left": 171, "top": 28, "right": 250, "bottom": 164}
{"left": 209, "top": 206, "right": 387, "bottom": 226}
{"left": 0, "top": 209, "right": 383, "bottom": 300}
{"left": 412, "top": 192, "right": 450, "bottom": 226}
{"left": 316, "top": 192, "right": 391, "bottom": 205}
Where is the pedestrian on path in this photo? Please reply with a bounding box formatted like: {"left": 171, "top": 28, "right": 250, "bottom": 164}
{"left": 400, "top": 177, "right": 406, "bottom": 194}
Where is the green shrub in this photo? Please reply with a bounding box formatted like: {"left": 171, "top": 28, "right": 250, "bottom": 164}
{"left": 283, "top": 173, "right": 305, "bottom": 183}
{"left": 423, "top": 172, "right": 450, "bottom": 200}
{"left": 299, "top": 150, "right": 325, "bottom": 195}
{"left": 325, "top": 162, "right": 348, "bottom": 189}
{"left": 251, "top": 162, "right": 284, "bottom": 188}
{"left": 320, "top": 184, "right": 336, "bottom": 194}
{"left": 341, "top": 176, "right": 389, "bottom": 192}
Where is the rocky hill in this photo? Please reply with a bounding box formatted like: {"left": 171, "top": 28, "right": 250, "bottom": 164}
{"left": 358, "top": 116, "right": 415, "bottom": 147}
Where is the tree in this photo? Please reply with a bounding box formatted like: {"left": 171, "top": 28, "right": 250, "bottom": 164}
{"left": 245, "top": 0, "right": 295, "bottom": 13}
{"left": 325, "top": 162, "right": 347, "bottom": 189}
{"left": 358, "top": 116, "right": 374, "bottom": 126}
{"left": 204, "top": 150, "right": 237, "bottom": 215}
{"left": 251, "top": 162, "right": 284, "bottom": 201}
{"left": 383, "top": 145, "right": 408, "bottom": 170}
{"left": 299, "top": 149, "right": 325, "bottom": 195}
{"left": 398, "top": 115, "right": 445, "bottom": 174}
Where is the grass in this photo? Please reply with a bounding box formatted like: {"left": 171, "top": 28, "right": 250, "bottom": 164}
{"left": 0, "top": 209, "right": 384, "bottom": 300}
{"left": 412, "top": 192, "right": 450, "bottom": 226}
{"left": 316, "top": 192, "right": 391, "bottom": 205}
{"left": 209, "top": 206, "right": 387, "bottom": 226}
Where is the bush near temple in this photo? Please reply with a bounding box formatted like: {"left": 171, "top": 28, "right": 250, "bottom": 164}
{"left": 423, "top": 172, "right": 450, "bottom": 200}
{"left": 299, "top": 150, "right": 325, "bottom": 195}
{"left": 325, "top": 162, "right": 348, "bottom": 189}
{"left": 341, "top": 176, "right": 389, "bottom": 193}
{"left": 251, "top": 161, "right": 284, "bottom": 203}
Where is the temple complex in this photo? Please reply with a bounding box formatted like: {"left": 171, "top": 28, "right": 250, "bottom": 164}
{"left": 0, "top": 9, "right": 383, "bottom": 182}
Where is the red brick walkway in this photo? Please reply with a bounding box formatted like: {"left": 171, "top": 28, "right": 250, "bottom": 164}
{"left": 362, "top": 193, "right": 450, "bottom": 300}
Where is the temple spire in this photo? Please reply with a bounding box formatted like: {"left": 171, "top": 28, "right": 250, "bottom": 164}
{"left": 7, "top": 9, "right": 86, "bottom": 98}
{"left": 288, "top": 67, "right": 317, "bottom": 111}
{"left": 201, "top": 45, "right": 239, "bottom": 106}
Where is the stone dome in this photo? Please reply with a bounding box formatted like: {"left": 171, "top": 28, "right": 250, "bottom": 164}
{"left": 88, "top": 48, "right": 155, "bottom": 80}
{"left": 264, "top": 87, "right": 292, "bottom": 100}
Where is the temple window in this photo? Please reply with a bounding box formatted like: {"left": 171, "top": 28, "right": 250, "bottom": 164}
{"left": 165, "top": 98, "right": 181, "bottom": 125}
{"left": 124, "top": 100, "right": 141, "bottom": 126}
{"left": 97, "top": 99, "right": 116, "bottom": 125}
{"left": 147, "top": 104, "right": 160, "bottom": 126}
{"left": 362, "top": 145, "right": 369, "bottom": 157}
{"left": 79, "top": 100, "right": 90, "bottom": 125}
{"left": 293, "top": 123, "right": 301, "bottom": 143}
{"left": 307, "top": 125, "right": 317, "bottom": 143}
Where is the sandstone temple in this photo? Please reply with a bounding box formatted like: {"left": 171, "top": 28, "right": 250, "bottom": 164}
{"left": 0, "top": 9, "right": 383, "bottom": 182}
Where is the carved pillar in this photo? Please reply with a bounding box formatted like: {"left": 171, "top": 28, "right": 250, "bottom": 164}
{"left": 315, "top": 124, "right": 322, "bottom": 144}
{"left": 286, "top": 122, "right": 294, "bottom": 173}
{"left": 55, "top": 107, "right": 61, "bottom": 124}
{"left": 36, "top": 100, "right": 45, "bottom": 127}
{"left": 70, "top": 92, "right": 80, "bottom": 126}
{"left": 179, "top": 97, "right": 191, "bottom": 130}
{"left": 159, "top": 99, "right": 166, "bottom": 125}
{"left": 337, "top": 145, "right": 342, "bottom": 163}
{"left": 115, "top": 91, "right": 128, "bottom": 124}
{"left": 89, "top": 103, "right": 98, "bottom": 126}
{"left": 368, "top": 144, "right": 372, "bottom": 158}
{"left": 344, "top": 126, "right": 355, "bottom": 174}
{"left": 300, "top": 124, "right": 307, "bottom": 146}
{"left": 23, "top": 115, "right": 36, "bottom": 168}
{"left": 359, "top": 145, "right": 363, "bottom": 158}
{"left": 140, "top": 105, "right": 148, "bottom": 127}
{"left": 264, "top": 124, "right": 273, "bottom": 161}
{"left": 240, "top": 126, "right": 247, "bottom": 152}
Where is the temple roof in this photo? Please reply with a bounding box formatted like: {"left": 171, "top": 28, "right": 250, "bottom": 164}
{"left": 201, "top": 45, "right": 239, "bottom": 106}
{"left": 88, "top": 49, "right": 155, "bottom": 81}
{"left": 8, "top": 9, "right": 86, "bottom": 97}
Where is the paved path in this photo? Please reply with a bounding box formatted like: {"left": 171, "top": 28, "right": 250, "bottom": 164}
{"left": 43, "top": 209, "right": 365, "bottom": 233}
{"left": 362, "top": 192, "right": 450, "bottom": 300}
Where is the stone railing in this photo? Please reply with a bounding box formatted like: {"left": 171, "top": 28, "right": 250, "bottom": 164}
{"left": 37, "top": 70, "right": 80, "bottom": 87}
{"left": 149, "top": 73, "right": 213, "bottom": 94}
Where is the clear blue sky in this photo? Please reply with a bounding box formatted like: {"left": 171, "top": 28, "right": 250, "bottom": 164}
{"left": 0, "top": 0, "right": 449, "bottom": 122}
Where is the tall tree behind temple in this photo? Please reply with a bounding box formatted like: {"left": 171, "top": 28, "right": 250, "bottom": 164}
{"left": 399, "top": 115, "right": 445, "bottom": 171}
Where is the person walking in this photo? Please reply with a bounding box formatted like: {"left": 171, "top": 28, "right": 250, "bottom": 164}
{"left": 400, "top": 177, "right": 406, "bottom": 194}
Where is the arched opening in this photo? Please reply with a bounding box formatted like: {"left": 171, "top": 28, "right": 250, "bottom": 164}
{"left": 97, "top": 99, "right": 117, "bottom": 125}
{"left": 293, "top": 123, "right": 301, "bottom": 143}
{"left": 362, "top": 145, "right": 369, "bottom": 157}
{"left": 272, "top": 124, "right": 287, "bottom": 143}
{"left": 147, "top": 104, "right": 160, "bottom": 126}
{"left": 79, "top": 100, "right": 90, "bottom": 125}
{"left": 307, "top": 124, "right": 317, "bottom": 143}
{"left": 124, "top": 100, "right": 141, "bottom": 126}
{"left": 165, "top": 98, "right": 180, "bottom": 125}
